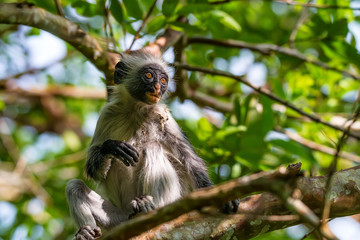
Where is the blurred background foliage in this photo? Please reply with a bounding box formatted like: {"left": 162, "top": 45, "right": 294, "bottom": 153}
{"left": 0, "top": 0, "right": 360, "bottom": 239}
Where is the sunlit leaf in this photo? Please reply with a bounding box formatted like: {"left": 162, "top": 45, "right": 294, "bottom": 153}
{"left": 162, "top": 0, "right": 180, "bottom": 17}
{"left": 146, "top": 15, "right": 166, "bottom": 33}
{"left": 110, "top": 0, "right": 124, "bottom": 24}
{"left": 176, "top": 4, "right": 213, "bottom": 14}
{"left": 211, "top": 10, "right": 241, "bottom": 32}
{"left": 123, "top": 0, "right": 143, "bottom": 19}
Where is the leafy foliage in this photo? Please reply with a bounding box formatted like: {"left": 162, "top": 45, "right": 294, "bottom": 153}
{"left": 0, "top": 0, "right": 360, "bottom": 239}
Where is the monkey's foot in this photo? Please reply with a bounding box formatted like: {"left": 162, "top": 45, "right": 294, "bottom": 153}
{"left": 74, "top": 225, "right": 101, "bottom": 240}
{"left": 129, "top": 195, "right": 155, "bottom": 219}
{"left": 221, "top": 199, "right": 240, "bottom": 214}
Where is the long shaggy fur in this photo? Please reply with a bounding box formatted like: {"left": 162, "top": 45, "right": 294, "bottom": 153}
{"left": 66, "top": 52, "right": 213, "bottom": 238}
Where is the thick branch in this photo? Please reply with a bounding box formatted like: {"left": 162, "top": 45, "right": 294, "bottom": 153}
{"left": 0, "top": 3, "right": 112, "bottom": 79}
{"left": 103, "top": 165, "right": 360, "bottom": 240}
{"left": 1, "top": 81, "right": 106, "bottom": 99}
{"left": 103, "top": 165, "right": 300, "bottom": 239}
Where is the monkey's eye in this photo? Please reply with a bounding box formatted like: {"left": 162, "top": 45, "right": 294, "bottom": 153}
{"left": 160, "top": 78, "right": 167, "bottom": 84}
{"left": 145, "top": 73, "right": 152, "bottom": 78}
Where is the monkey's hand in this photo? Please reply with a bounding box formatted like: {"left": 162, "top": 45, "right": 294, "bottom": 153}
{"left": 74, "top": 225, "right": 101, "bottom": 240}
{"left": 128, "top": 195, "right": 155, "bottom": 219}
{"left": 100, "top": 139, "right": 139, "bottom": 167}
{"left": 221, "top": 199, "right": 240, "bottom": 214}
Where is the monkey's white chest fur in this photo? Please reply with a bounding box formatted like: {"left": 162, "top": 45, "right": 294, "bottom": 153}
{"left": 100, "top": 104, "right": 183, "bottom": 211}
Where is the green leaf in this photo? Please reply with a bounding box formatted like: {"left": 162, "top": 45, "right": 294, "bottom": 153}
{"left": 146, "top": 15, "right": 166, "bottom": 33}
{"left": 71, "top": 1, "right": 99, "bottom": 17}
{"left": 110, "top": 0, "right": 125, "bottom": 24}
{"left": 233, "top": 93, "right": 242, "bottom": 125}
{"left": 0, "top": 100, "right": 4, "bottom": 111}
{"left": 241, "top": 95, "right": 253, "bottom": 125}
{"left": 328, "top": 18, "right": 348, "bottom": 38}
{"left": 123, "top": 0, "right": 143, "bottom": 19}
{"left": 176, "top": 4, "right": 213, "bottom": 15}
{"left": 260, "top": 96, "right": 274, "bottom": 136}
{"left": 28, "top": 0, "right": 57, "bottom": 14}
{"left": 211, "top": 10, "right": 241, "bottom": 32}
{"left": 124, "top": 22, "right": 137, "bottom": 35}
{"left": 168, "top": 22, "right": 205, "bottom": 34}
{"left": 197, "top": 117, "right": 213, "bottom": 141}
{"left": 162, "top": 0, "right": 180, "bottom": 17}
{"left": 321, "top": 41, "right": 360, "bottom": 67}
{"left": 215, "top": 126, "right": 247, "bottom": 140}
{"left": 63, "top": 131, "right": 81, "bottom": 151}
{"left": 269, "top": 139, "right": 316, "bottom": 163}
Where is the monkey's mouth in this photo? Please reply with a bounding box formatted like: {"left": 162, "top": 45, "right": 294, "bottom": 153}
{"left": 145, "top": 92, "right": 160, "bottom": 103}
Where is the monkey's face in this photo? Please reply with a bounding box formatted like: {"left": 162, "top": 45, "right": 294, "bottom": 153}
{"left": 131, "top": 64, "right": 169, "bottom": 104}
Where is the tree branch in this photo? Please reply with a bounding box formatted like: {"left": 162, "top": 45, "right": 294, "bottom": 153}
{"left": 274, "top": 0, "right": 360, "bottom": 11}
{"left": 173, "top": 62, "right": 360, "bottom": 140}
{"left": 211, "top": 0, "right": 360, "bottom": 11}
{"left": 0, "top": 3, "right": 113, "bottom": 80}
{"left": 54, "top": 0, "right": 64, "bottom": 17}
{"left": 187, "top": 37, "right": 360, "bottom": 81}
{"left": 0, "top": 2, "right": 183, "bottom": 91}
{"left": 103, "top": 164, "right": 301, "bottom": 240}
{"left": 102, "top": 164, "right": 360, "bottom": 239}
{"left": 126, "top": 0, "right": 158, "bottom": 53}
{"left": 277, "top": 128, "right": 360, "bottom": 163}
{"left": 1, "top": 80, "right": 106, "bottom": 99}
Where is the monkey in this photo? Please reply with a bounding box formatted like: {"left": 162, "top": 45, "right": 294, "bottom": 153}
{"left": 66, "top": 51, "right": 239, "bottom": 240}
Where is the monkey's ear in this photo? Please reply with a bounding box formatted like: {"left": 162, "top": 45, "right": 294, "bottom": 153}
{"left": 114, "top": 61, "right": 128, "bottom": 84}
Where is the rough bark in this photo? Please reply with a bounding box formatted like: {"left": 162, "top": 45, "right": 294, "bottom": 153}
{"left": 0, "top": 3, "right": 112, "bottom": 79}
{"left": 101, "top": 165, "right": 360, "bottom": 239}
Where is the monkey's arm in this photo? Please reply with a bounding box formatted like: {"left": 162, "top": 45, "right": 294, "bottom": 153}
{"left": 86, "top": 110, "right": 139, "bottom": 180}
{"left": 86, "top": 140, "right": 139, "bottom": 180}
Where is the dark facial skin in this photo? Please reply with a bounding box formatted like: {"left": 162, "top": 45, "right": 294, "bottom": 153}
{"left": 128, "top": 64, "right": 169, "bottom": 104}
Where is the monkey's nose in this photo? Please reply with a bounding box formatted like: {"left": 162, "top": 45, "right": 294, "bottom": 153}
{"left": 154, "top": 83, "right": 160, "bottom": 94}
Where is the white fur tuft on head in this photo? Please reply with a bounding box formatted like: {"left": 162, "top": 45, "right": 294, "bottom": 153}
{"left": 117, "top": 51, "right": 169, "bottom": 84}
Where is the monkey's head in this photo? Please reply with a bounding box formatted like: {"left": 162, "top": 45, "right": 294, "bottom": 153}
{"left": 114, "top": 52, "right": 169, "bottom": 105}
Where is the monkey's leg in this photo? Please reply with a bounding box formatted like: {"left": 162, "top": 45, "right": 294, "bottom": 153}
{"left": 66, "top": 179, "right": 127, "bottom": 239}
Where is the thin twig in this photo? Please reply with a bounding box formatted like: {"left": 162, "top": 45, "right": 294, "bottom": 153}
{"left": 321, "top": 103, "right": 360, "bottom": 227}
{"left": 277, "top": 128, "right": 360, "bottom": 163}
{"left": 104, "top": 5, "right": 117, "bottom": 50}
{"left": 187, "top": 37, "right": 360, "bottom": 81}
{"left": 275, "top": 0, "right": 360, "bottom": 11}
{"left": 210, "top": 0, "right": 360, "bottom": 11}
{"left": 126, "top": 0, "right": 157, "bottom": 53}
{"left": 300, "top": 218, "right": 335, "bottom": 240}
{"left": 173, "top": 62, "right": 360, "bottom": 140}
{"left": 54, "top": 0, "right": 64, "bottom": 17}
{"left": 289, "top": 0, "right": 312, "bottom": 48}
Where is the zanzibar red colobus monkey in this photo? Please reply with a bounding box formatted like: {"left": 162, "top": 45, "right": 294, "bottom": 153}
{"left": 66, "top": 51, "right": 239, "bottom": 240}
